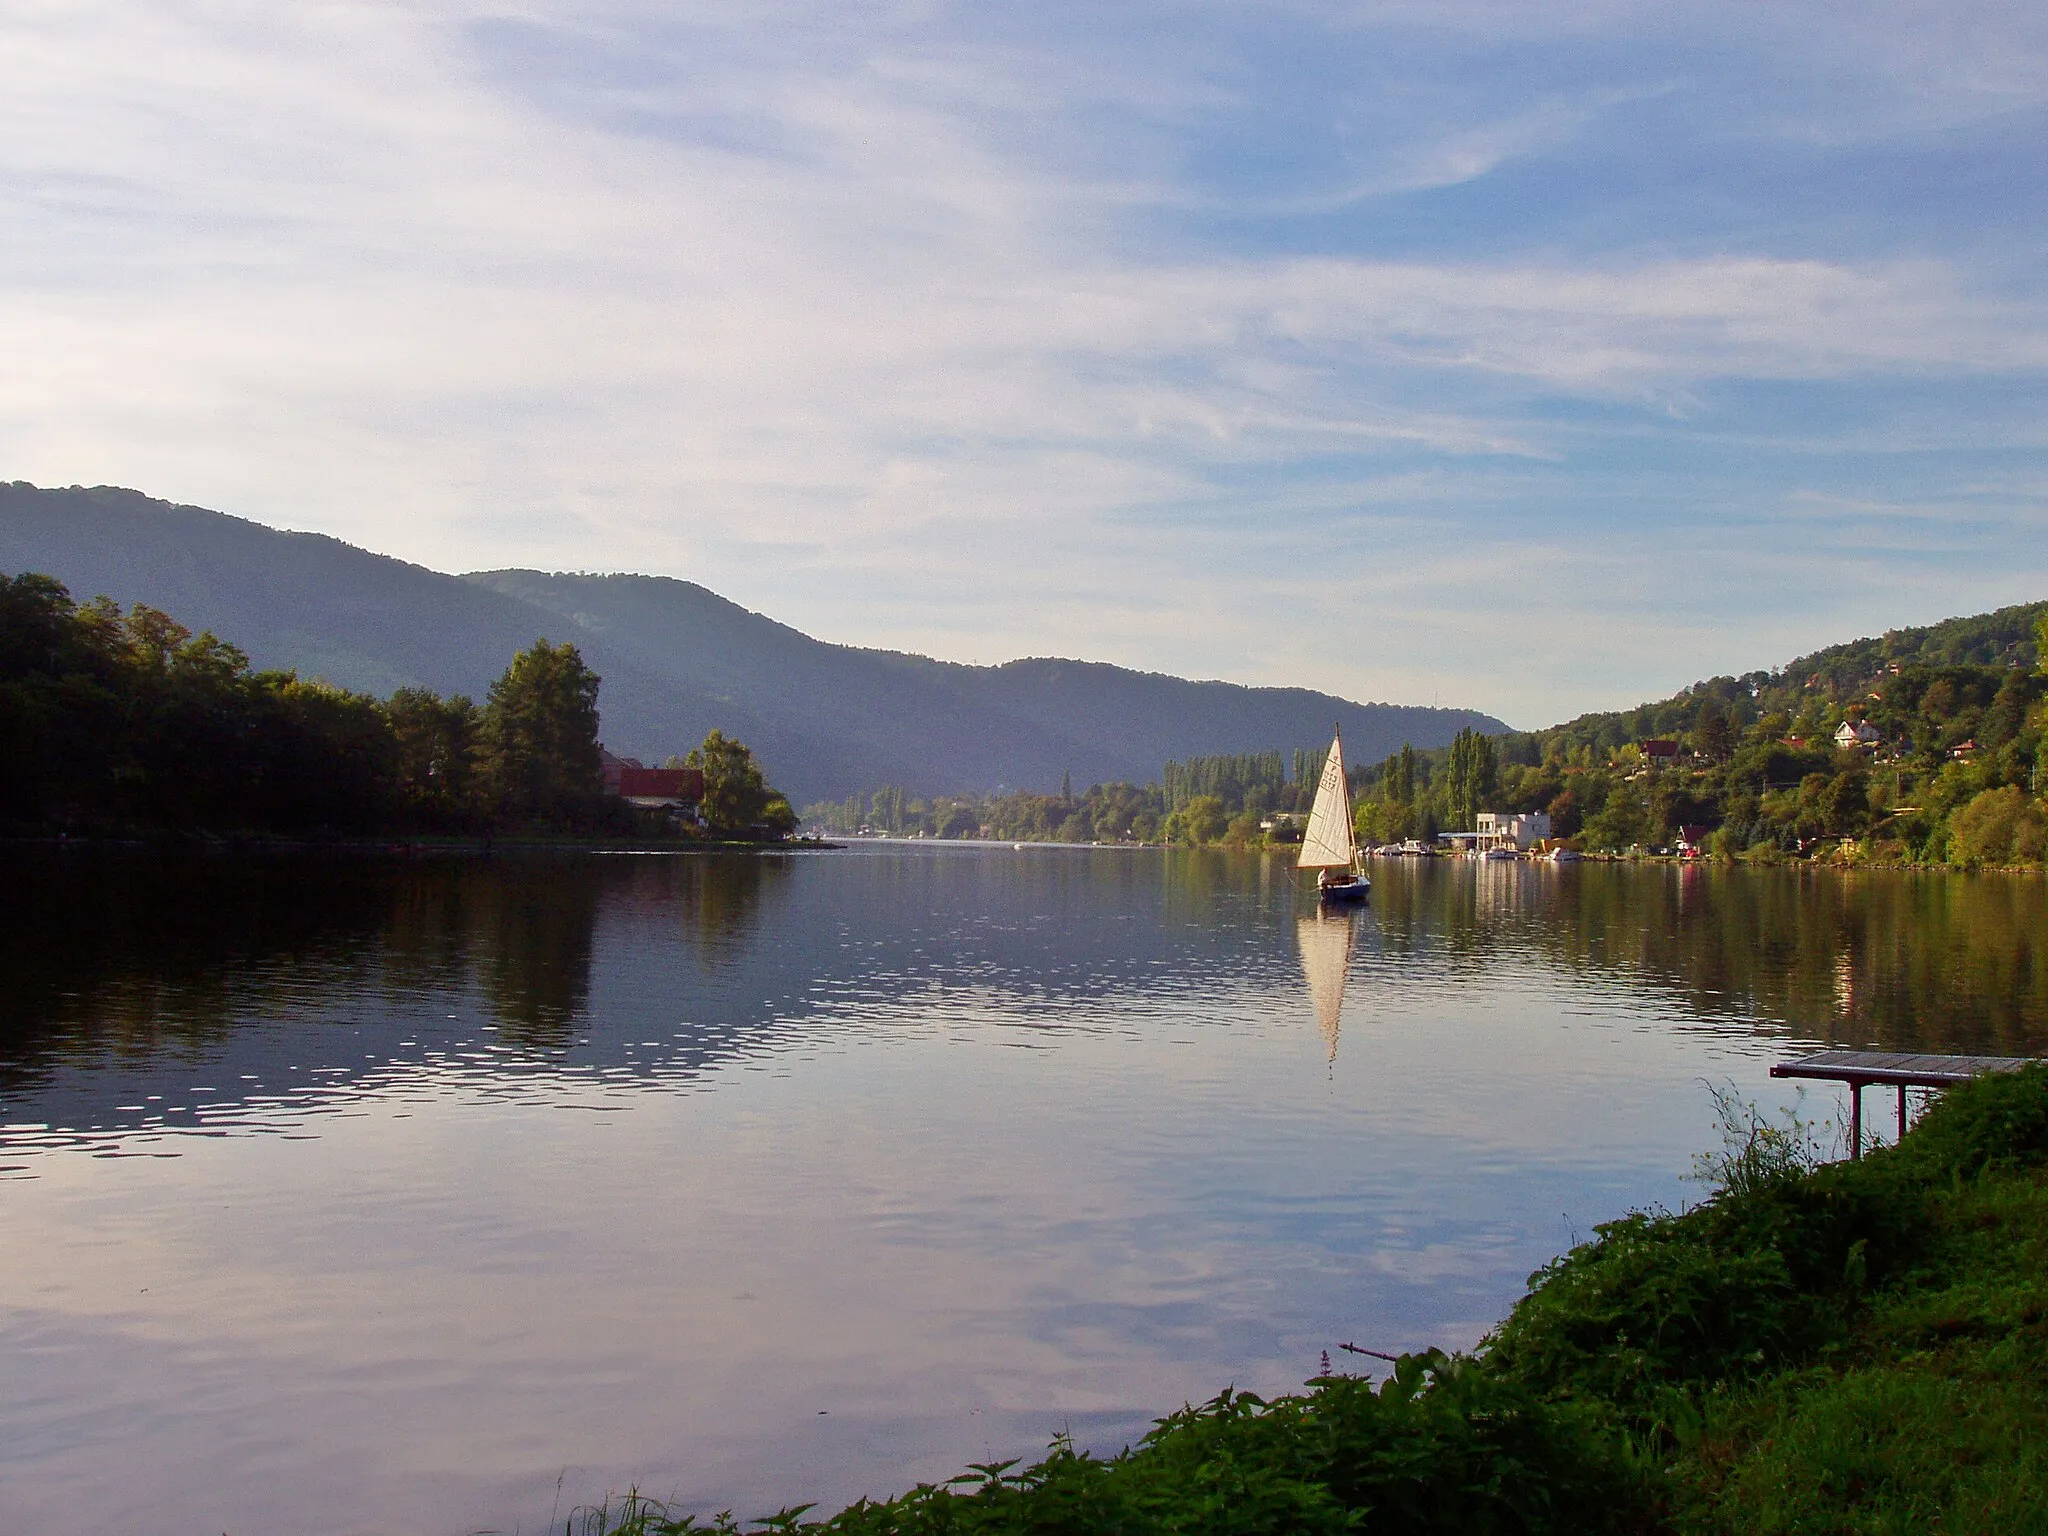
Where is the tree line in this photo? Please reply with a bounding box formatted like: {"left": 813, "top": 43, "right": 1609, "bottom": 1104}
{"left": 802, "top": 602, "right": 2048, "bottom": 866}
{"left": 0, "top": 570, "right": 794, "bottom": 839}
{"left": 802, "top": 749, "right": 1330, "bottom": 847}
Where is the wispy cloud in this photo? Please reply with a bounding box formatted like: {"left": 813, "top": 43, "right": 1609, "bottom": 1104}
{"left": 2, "top": 1, "right": 2045, "bottom": 728}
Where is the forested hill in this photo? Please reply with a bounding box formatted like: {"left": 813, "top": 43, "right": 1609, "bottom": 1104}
{"left": 1774, "top": 603, "right": 2044, "bottom": 690}
{"left": 1511, "top": 601, "right": 2046, "bottom": 759}
{"left": 0, "top": 483, "right": 1503, "bottom": 803}
{"left": 1328, "top": 598, "right": 2046, "bottom": 867}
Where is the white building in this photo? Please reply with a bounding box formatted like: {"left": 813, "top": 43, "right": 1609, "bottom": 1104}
{"left": 1474, "top": 810, "right": 1552, "bottom": 851}
{"left": 1834, "top": 719, "right": 1882, "bottom": 749}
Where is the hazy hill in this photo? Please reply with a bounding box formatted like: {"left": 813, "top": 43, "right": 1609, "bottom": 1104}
{"left": 0, "top": 482, "right": 1506, "bottom": 802}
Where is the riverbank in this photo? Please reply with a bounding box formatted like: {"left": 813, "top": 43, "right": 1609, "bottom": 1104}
{"left": 582, "top": 1065, "right": 2048, "bottom": 1535}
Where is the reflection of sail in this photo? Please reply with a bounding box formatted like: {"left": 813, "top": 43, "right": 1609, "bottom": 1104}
{"left": 1296, "top": 912, "right": 1356, "bottom": 1061}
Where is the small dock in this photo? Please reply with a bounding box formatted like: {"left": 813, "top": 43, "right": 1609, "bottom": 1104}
{"left": 1771, "top": 1050, "right": 2039, "bottom": 1158}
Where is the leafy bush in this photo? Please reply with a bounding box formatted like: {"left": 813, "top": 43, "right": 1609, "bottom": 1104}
{"left": 579, "top": 1363, "right": 1650, "bottom": 1536}
{"left": 1946, "top": 785, "right": 2048, "bottom": 867}
{"left": 1889, "top": 1061, "right": 2048, "bottom": 1179}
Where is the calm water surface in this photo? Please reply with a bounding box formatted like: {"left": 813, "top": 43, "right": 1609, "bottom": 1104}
{"left": 1, "top": 845, "right": 2043, "bottom": 1534}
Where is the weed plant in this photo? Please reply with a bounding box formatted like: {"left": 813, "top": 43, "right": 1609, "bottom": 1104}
{"left": 573, "top": 1066, "right": 2048, "bottom": 1535}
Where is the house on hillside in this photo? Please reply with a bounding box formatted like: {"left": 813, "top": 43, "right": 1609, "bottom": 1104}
{"left": 1638, "top": 739, "right": 1681, "bottom": 767}
{"left": 601, "top": 749, "right": 705, "bottom": 811}
{"left": 1834, "top": 719, "right": 1882, "bottom": 749}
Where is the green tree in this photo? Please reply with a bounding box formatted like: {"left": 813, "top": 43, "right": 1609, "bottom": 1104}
{"left": 1442, "top": 727, "right": 1500, "bottom": 832}
{"left": 387, "top": 687, "right": 480, "bottom": 823}
{"left": 1583, "top": 784, "right": 1647, "bottom": 851}
{"left": 252, "top": 676, "right": 399, "bottom": 829}
{"left": 688, "top": 728, "right": 794, "bottom": 836}
{"left": 1948, "top": 786, "right": 2047, "bottom": 867}
{"left": 1164, "top": 793, "right": 1227, "bottom": 845}
{"left": 868, "top": 784, "right": 906, "bottom": 834}
{"left": 481, "top": 639, "right": 603, "bottom": 826}
{"left": 1820, "top": 769, "right": 1871, "bottom": 838}
{"left": 1696, "top": 700, "right": 1736, "bottom": 762}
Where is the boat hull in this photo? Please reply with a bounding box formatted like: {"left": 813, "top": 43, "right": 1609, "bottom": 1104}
{"left": 1317, "top": 878, "right": 1371, "bottom": 904}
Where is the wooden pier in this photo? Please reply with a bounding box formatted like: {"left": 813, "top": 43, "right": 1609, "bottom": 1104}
{"left": 1770, "top": 1050, "right": 2038, "bottom": 1158}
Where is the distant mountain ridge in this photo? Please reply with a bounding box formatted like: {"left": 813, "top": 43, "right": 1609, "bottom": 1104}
{"left": 0, "top": 482, "right": 1506, "bottom": 803}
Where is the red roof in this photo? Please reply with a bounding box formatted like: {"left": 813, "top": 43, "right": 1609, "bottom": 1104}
{"left": 615, "top": 766, "right": 704, "bottom": 801}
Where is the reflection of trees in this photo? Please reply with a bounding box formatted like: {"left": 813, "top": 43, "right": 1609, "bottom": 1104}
{"left": 5, "top": 848, "right": 2042, "bottom": 1095}
{"left": 1363, "top": 861, "right": 2048, "bottom": 1054}
{"left": 0, "top": 850, "right": 793, "bottom": 1080}
{"left": 0, "top": 849, "right": 391, "bottom": 1090}
{"left": 376, "top": 863, "right": 487, "bottom": 1002}
{"left": 668, "top": 854, "right": 776, "bottom": 961}
{"left": 1158, "top": 846, "right": 1274, "bottom": 925}
{"left": 469, "top": 859, "right": 604, "bottom": 1046}
{"left": 569, "top": 852, "right": 783, "bottom": 968}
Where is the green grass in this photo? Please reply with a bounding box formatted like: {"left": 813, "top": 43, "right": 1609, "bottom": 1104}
{"left": 571, "top": 1066, "right": 2048, "bottom": 1535}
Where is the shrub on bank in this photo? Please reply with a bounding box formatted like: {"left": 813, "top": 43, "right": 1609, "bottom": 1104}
{"left": 581, "top": 1362, "right": 1649, "bottom": 1536}
{"left": 1947, "top": 785, "right": 2048, "bottom": 867}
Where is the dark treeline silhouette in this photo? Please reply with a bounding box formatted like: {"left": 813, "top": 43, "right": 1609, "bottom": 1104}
{"left": 0, "top": 570, "right": 792, "bottom": 838}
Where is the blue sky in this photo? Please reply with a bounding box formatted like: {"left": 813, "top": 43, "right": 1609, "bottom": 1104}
{"left": 4, "top": 2, "right": 2046, "bottom": 727}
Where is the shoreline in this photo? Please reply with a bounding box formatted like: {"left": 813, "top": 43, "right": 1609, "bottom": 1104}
{"left": 577, "top": 1064, "right": 2048, "bottom": 1535}
{"left": 7, "top": 832, "right": 2044, "bottom": 873}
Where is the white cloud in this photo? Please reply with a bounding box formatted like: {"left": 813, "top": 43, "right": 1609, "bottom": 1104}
{"left": 3, "top": 1, "right": 2046, "bottom": 729}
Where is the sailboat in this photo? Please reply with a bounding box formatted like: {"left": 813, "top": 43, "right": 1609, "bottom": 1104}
{"left": 1298, "top": 727, "right": 1370, "bottom": 903}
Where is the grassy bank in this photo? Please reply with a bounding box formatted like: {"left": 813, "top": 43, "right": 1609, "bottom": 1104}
{"left": 576, "top": 1066, "right": 2048, "bottom": 1535}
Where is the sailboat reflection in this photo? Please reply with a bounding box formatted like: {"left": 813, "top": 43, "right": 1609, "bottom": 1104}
{"left": 1296, "top": 909, "right": 1361, "bottom": 1062}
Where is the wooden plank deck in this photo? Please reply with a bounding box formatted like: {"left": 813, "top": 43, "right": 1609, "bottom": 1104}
{"left": 1770, "top": 1050, "right": 2041, "bottom": 1158}
{"left": 1770, "top": 1050, "right": 2036, "bottom": 1088}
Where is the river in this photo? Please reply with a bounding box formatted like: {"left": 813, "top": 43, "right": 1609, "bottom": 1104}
{"left": 1, "top": 845, "right": 2042, "bottom": 1533}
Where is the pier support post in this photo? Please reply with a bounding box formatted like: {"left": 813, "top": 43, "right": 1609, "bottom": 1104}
{"left": 1898, "top": 1085, "right": 1908, "bottom": 1143}
{"left": 1850, "top": 1082, "right": 1863, "bottom": 1160}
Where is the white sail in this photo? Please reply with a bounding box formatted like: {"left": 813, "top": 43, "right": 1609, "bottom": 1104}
{"left": 1296, "top": 729, "right": 1356, "bottom": 871}
{"left": 1296, "top": 912, "right": 1356, "bottom": 1061}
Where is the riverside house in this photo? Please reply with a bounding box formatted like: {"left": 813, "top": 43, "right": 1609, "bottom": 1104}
{"left": 1473, "top": 811, "right": 1552, "bottom": 852}
{"left": 601, "top": 750, "right": 705, "bottom": 811}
